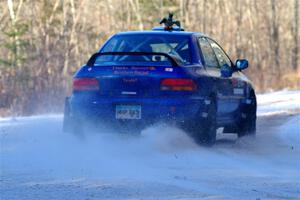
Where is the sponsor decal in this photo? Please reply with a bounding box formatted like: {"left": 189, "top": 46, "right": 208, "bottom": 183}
{"left": 112, "top": 66, "right": 151, "bottom": 75}
{"left": 121, "top": 91, "right": 137, "bottom": 95}
{"left": 123, "top": 78, "right": 138, "bottom": 83}
{"left": 113, "top": 71, "right": 149, "bottom": 75}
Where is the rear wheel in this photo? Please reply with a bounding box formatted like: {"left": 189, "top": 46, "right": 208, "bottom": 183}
{"left": 185, "top": 98, "right": 217, "bottom": 146}
{"left": 237, "top": 92, "right": 257, "bottom": 137}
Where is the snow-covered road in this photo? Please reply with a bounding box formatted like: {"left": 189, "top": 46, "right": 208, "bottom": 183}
{"left": 1, "top": 91, "right": 300, "bottom": 200}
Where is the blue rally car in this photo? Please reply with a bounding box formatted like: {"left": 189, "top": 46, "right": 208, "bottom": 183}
{"left": 63, "top": 15, "right": 257, "bottom": 145}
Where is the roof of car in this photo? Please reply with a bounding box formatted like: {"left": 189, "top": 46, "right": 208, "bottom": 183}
{"left": 115, "top": 30, "right": 207, "bottom": 37}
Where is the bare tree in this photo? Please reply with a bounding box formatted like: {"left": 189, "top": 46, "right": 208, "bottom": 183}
{"left": 129, "top": 0, "right": 144, "bottom": 30}
{"left": 0, "top": 0, "right": 299, "bottom": 116}
{"left": 292, "top": 0, "right": 299, "bottom": 71}
{"left": 7, "top": 0, "right": 24, "bottom": 67}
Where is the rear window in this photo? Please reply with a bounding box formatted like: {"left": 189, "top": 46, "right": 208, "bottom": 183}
{"left": 96, "top": 34, "right": 191, "bottom": 66}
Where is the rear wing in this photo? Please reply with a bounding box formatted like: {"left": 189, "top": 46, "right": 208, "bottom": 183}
{"left": 86, "top": 52, "right": 181, "bottom": 67}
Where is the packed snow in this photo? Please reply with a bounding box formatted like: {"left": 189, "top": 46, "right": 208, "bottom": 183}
{"left": 257, "top": 90, "right": 300, "bottom": 116}
{"left": 0, "top": 90, "right": 299, "bottom": 200}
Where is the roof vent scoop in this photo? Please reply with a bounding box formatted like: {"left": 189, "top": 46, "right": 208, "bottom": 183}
{"left": 158, "top": 13, "right": 184, "bottom": 31}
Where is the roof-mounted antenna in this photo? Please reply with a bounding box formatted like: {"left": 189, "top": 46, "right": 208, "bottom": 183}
{"left": 159, "top": 13, "right": 184, "bottom": 31}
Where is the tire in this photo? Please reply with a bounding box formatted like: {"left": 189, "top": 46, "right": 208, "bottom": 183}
{"left": 186, "top": 97, "right": 217, "bottom": 146}
{"left": 237, "top": 92, "right": 257, "bottom": 137}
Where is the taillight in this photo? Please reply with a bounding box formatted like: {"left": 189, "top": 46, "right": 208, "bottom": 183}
{"left": 73, "top": 78, "right": 99, "bottom": 91}
{"left": 160, "top": 78, "right": 197, "bottom": 91}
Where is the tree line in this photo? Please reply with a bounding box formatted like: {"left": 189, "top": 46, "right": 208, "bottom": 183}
{"left": 0, "top": 0, "right": 299, "bottom": 116}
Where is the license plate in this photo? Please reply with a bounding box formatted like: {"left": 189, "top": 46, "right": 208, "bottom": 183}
{"left": 116, "top": 105, "right": 141, "bottom": 119}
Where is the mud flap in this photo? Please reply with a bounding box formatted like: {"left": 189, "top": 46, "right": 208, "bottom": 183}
{"left": 237, "top": 93, "right": 257, "bottom": 137}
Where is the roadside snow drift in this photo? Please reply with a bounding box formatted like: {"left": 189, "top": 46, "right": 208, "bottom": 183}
{"left": 0, "top": 90, "right": 300, "bottom": 200}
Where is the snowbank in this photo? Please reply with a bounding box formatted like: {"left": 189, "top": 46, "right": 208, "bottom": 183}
{"left": 277, "top": 115, "right": 300, "bottom": 149}
{"left": 257, "top": 90, "right": 300, "bottom": 116}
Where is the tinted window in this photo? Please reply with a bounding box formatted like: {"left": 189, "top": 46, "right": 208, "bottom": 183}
{"left": 207, "top": 39, "right": 232, "bottom": 68}
{"left": 198, "top": 37, "right": 219, "bottom": 68}
{"left": 101, "top": 34, "right": 191, "bottom": 64}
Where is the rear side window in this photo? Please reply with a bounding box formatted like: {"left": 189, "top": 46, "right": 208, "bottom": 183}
{"left": 198, "top": 37, "right": 219, "bottom": 68}
{"left": 207, "top": 38, "right": 232, "bottom": 68}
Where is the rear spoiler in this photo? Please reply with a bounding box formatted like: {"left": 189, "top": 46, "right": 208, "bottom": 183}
{"left": 86, "top": 52, "right": 180, "bottom": 67}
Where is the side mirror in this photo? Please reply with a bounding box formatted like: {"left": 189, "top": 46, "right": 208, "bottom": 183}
{"left": 235, "top": 59, "right": 248, "bottom": 70}
{"left": 220, "top": 64, "right": 233, "bottom": 78}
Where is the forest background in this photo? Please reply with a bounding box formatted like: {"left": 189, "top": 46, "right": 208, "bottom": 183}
{"left": 0, "top": 0, "right": 299, "bottom": 116}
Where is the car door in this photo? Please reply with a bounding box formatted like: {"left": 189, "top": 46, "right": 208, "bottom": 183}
{"left": 207, "top": 38, "right": 245, "bottom": 118}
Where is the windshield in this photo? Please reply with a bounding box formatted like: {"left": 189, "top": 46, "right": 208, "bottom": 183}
{"left": 97, "top": 34, "right": 191, "bottom": 66}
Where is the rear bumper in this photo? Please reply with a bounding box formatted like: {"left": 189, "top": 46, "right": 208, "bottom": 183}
{"left": 68, "top": 96, "right": 206, "bottom": 124}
